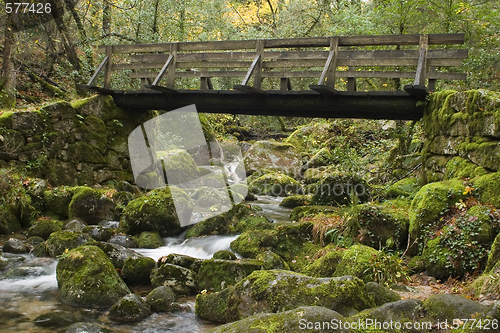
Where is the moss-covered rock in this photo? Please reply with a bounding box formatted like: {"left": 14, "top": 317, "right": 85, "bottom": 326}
{"left": 27, "top": 219, "right": 63, "bottom": 240}
{"left": 159, "top": 149, "right": 201, "bottom": 185}
{"left": 310, "top": 172, "right": 371, "bottom": 206}
{"left": 213, "top": 250, "right": 237, "bottom": 260}
{"left": 56, "top": 245, "right": 131, "bottom": 309}
{"left": 0, "top": 205, "right": 21, "bottom": 235}
{"left": 290, "top": 205, "right": 339, "bottom": 221}
{"left": 197, "top": 259, "right": 264, "bottom": 292}
{"left": 244, "top": 140, "right": 302, "bottom": 177}
{"left": 195, "top": 270, "right": 374, "bottom": 323}
{"left": 423, "top": 294, "right": 489, "bottom": 322}
{"left": 206, "top": 306, "right": 350, "bottom": 333}
{"left": 158, "top": 253, "right": 204, "bottom": 273}
{"left": 2, "top": 238, "right": 28, "bottom": 254}
{"left": 150, "top": 263, "right": 197, "bottom": 295}
{"left": 279, "top": 194, "right": 312, "bottom": 208}
{"left": 145, "top": 286, "right": 176, "bottom": 312}
{"left": 94, "top": 241, "right": 143, "bottom": 269}
{"left": 285, "top": 121, "right": 333, "bottom": 154}
{"left": 43, "top": 186, "right": 74, "bottom": 219}
{"left": 249, "top": 172, "right": 301, "bottom": 196}
{"left": 185, "top": 203, "right": 271, "bottom": 238}
{"left": 382, "top": 177, "right": 421, "bottom": 199}
{"left": 347, "top": 299, "right": 425, "bottom": 333}
{"left": 408, "top": 179, "right": 465, "bottom": 255}
{"left": 122, "top": 256, "right": 156, "bottom": 285}
{"left": 302, "top": 247, "right": 344, "bottom": 278}
{"left": 64, "top": 218, "right": 87, "bottom": 232}
{"left": 120, "top": 187, "right": 192, "bottom": 236}
{"left": 365, "top": 282, "right": 401, "bottom": 307}
{"left": 255, "top": 251, "right": 290, "bottom": 270}
{"left": 332, "top": 245, "right": 379, "bottom": 282}
{"left": 108, "top": 234, "right": 138, "bottom": 248}
{"left": 108, "top": 293, "right": 151, "bottom": 322}
{"left": 445, "top": 156, "right": 487, "bottom": 180}
{"left": 46, "top": 231, "right": 93, "bottom": 257}
{"left": 83, "top": 226, "right": 113, "bottom": 242}
{"left": 473, "top": 172, "right": 500, "bottom": 208}
{"left": 135, "top": 231, "right": 165, "bottom": 249}
{"left": 485, "top": 233, "right": 500, "bottom": 273}
{"left": 68, "top": 187, "right": 117, "bottom": 225}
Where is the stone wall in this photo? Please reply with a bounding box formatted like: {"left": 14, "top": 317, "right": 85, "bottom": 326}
{"left": 422, "top": 90, "right": 500, "bottom": 182}
{"left": 0, "top": 96, "right": 152, "bottom": 186}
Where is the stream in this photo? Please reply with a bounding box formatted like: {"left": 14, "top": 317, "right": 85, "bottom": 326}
{"left": 0, "top": 196, "right": 290, "bottom": 332}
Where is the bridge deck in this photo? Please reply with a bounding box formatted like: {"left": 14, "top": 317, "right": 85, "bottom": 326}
{"left": 84, "top": 33, "right": 466, "bottom": 120}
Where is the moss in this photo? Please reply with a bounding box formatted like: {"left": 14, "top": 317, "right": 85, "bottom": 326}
{"left": 67, "top": 142, "right": 105, "bottom": 164}
{"left": 285, "top": 121, "right": 332, "bottom": 154}
{"left": 485, "top": 233, "right": 500, "bottom": 273}
{"left": 122, "top": 256, "right": 156, "bottom": 285}
{"left": 0, "top": 111, "right": 14, "bottom": 127}
{"left": 256, "top": 251, "right": 289, "bottom": 270}
{"left": 56, "top": 245, "right": 131, "bottom": 309}
{"left": 135, "top": 231, "right": 165, "bottom": 249}
{"left": 150, "top": 263, "right": 197, "bottom": 295}
{"left": 333, "top": 245, "right": 379, "bottom": 282}
{"left": 197, "top": 259, "right": 264, "bottom": 292}
{"left": 243, "top": 140, "right": 302, "bottom": 177}
{"left": 445, "top": 156, "right": 487, "bottom": 180}
{"left": 249, "top": 172, "right": 301, "bottom": 196}
{"left": 382, "top": 177, "right": 421, "bottom": 199}
{"left": 145, "top": 286, "right": 176, "bottom": 312}
{"left": 408, "top": 179, "right": 465, "bottom": 254}
{"left": 213, "top": 250, "right": 237, "bottom": 260}
{"left": 0, "top": 205, "right": 20, "bottom": 235}
{"left": 423, "top": 294, "right": 489, "bottom": 323}
{"left": 290, "top": 205, "right": 339, "bottom": 221}
{"left": 46, "top": 230, "right": 94, "bottom": 257}
{"left": 26, "top": 219, "right": 63, "bottom": 240}
{"left": 473, "top": 172, "right": 500, "bottom": 208}
{"left": 302, "top": 247, "right": 344, "bottom": 277}
{"left": 310, "top": 172, "right": 371, "bottom": 206}
{"left": 68, "top": 187, "right": 117, "bottom": 224}
{"left": 108, "top": 293, "right": 151, "bottom": 322}
{"left": 279, "top": 194, "right": 312, "bottom": 208}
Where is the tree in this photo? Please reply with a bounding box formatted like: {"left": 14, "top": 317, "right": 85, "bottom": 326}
{"left": 0, "top": 10, "right": 17, "bottom": 109}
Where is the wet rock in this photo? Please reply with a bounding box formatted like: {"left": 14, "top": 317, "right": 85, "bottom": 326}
{"left": 145, "top": 285, "right": 176, "bottom": 312}
{"left": 158, "top": 253, "right": 203, "bottom": 273}
{"left": 84, "top": 226, "right": 113, "bottom": 242}
{"left": 136, "top": 231, "right": 165, "bottom": 249}
{"left": 2, "top": 238, "right": 28, "bottom": 254}
{"left": 197, "top": 259, "right": 264, "bottom": 292}
{"left": 195, "top": 270, "right": 375, "bottom": 323}
{"left": 243, "top": 140, "right": 302, "bottom": 177}
{"left": 68, "top": 187, "right": 117, "bottom": 225}
{"left": 207, "top": 306, "right": 350, "bottom": 333}
{"left": 46, "top": 231, "right": 93, "bottom": 257}
{"left": 122, "top": 256, "right": 156, "bottom": 285}
{"left": 4, "top": 258, "right": 54, "bottom": 278}
{"left": 94, "top": 241, "right": 143, "bottom": 269}
{"left": 150, "top": 263, "right": 197, "bottom": 295}
{"left": 26, "top": 219, "right": 63, "bottom": 240}
{"left": 108, "top": 293, "right": 151, "bottom": 322}
{"left": 98, "top": 220, "right": 120, "bottom": 228}
{"left": 65, "top": 322, "right": 113, "bottom": 333}
{"left": 56, "top": 245, "right": 131, "bottom": 309}
{"left": 34, "top": 309, "right": 100, "bottom": 328}
{"left": 120, "top": 187, "right": 192, "bottom": 236}
{"left": 212, "top": 250, "right": 236, "bottom": 260}
{"left": 108, "top": 234, "right": 138, "bottom": 248}
{"left": 63, "top": 218, "right": 87, "bottom": 232}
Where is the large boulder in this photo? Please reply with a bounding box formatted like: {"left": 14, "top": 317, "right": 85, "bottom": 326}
{"left": 197, "top": 259, "right": 264, "bottom": 292}
{"left": 195, "top": 270, "right": 375, "bottom": 323}
{"left": 56, "top": 245, "right": 131, "bottom": 309}
{"left": 145, "top": 286, "right": 176, "bottom": 312}
{"left": 423, "top": 294, "right": 489, "bottom": 322}
{"left": 27, "top": 219, "right": 63, "bottom": 240}
{"left": 68, "top": 187, "right": 117, "bottom": 224}
{"left": 122, "top": 256, "right": 156, "bottom": 285}
{"left": 158, "top": 253, "right": 203, "bottom": 273}
{"left": 249, "top": 172, "right": 302, "bottom": 196}
{"left": 94, "top": 241, "right": 143, "bottom": 269}
{"left": 120, "top": 187, "right": 192, "bottom": 236}
{"left": 473, "top": 172, "right": 500, "bottom": 208}
{"left": 108, "top": 293, "right": 151, "bottom": 322}
{"left": 150, "top": 263, "right": 197, "bottom": 295}
{"left": 207, "top": 306, "right": 350, "bottom": 333}
{"left": 46, "top": 231, "right": 93, "bottom": 257}
{"left": 243, "top": 140, "right": 302, "bottom": 177}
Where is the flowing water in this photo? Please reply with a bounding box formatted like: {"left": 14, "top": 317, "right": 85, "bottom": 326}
{"left": 0, "top": 196, "right": 290, "bottom": 332}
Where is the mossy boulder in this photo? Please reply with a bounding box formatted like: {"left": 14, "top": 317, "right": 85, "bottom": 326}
{"left": 302, "top": 248, "right": 344, "bottom": 278}
{"left": 64, "top": 218, "right": 87, "bottom": 232}
{"left": 347, "top": 299, "right": 425, "bottom": 333}
{"left": 27, "top": 219, "right": 63, "bottom": 240}
{"left": 2, "top": 238, "right": 28, "bottom": 254}
{"left": 195, "top": 270, "right": 375, "bottom": 323}
{"left": 159, "top": 149, "right": 201, "bottom": 185}
{"left": 423, "top": 294, "right": 489, "bottom": 322}
{"left": 249, "top": 172, "right": 301, "bottom": 196}
{"left": 150, "top": 263, "right": 197, "bottom": 295}
{"left": 43, "top": 186, "right": 74, "bottom": 219}
{"left": 185, "top": 203, "right": 271, "bottom": 238}
{"left": 108, "top": 293, "right": 151, "bottom": 322}
{"left": 243, "top": 140, "right": 302, "bottom": 177}
{"left": 207, "top": 306, "right": 350, "bottom": 333}
{"left": 158, "top": 253, "right": 204, "bottom": 273}
{"left": 332, "top": 245, "right": 379, "bottom": 282}
{"left": 120, "top": 187, "right": 192, "bottom": 236}
{"left": 122, "top": 256, "right": 156, "bottom": 285}
{"left": 135, "top": 231, "right": 165, "bottom": 249}
{"left": 485, "top": 233, "right": 500, "bottom": 273}
{"left": 145, "top": 286, "right": 176, "bottom": 312}
{"left": 365, "top": 282, "right": 401, "bottom": 307}
{"left": 108, "top": 234, "right": 138, "bottom": 248}
{"left": 290, "top": 205, "right": 339, "bottom": 221}
{"left": 68, "top": 187, "right": 117, "bottom": 225}
{"left": 213, "top": 250, "right": 237, "bottom": 260}
{"left": 473, "top": 172, "right": 500, "bottom": 208}
{"left": 256, "top": 251, "right": 290, "bottom": 270}
{"left": 94, "top": 241, "right": 143, "bottom": 269}
{"left": 197, "top": 259, "right": 264, "bottom": 292}
{"left": 408, "top": 179, "right": 465, "bottom": 255}
{"left": 46, "top": 231, "right": 94, "bottom": 257}
{"left": 56, "top": 245, "right": 131, "bottom": 309}
{"left": 0, "top": 205, "right": 21, "bottom": 235}
{"left": 83, "top": 226, "right": 113, "bottom": 242}
{"left": 285, "top": 121, "right": 333, "bottom": 154}
{"left": 310, "top": 172, "right": 371, "bottom": 206}
{"left": 279, "top": 194, "right": 312, "bottom": 208}
{"left": 382, "top": 177, "right": 421, "bottom": 199}
{"left": 445, "top": 156, "right": 487, "bottom": 180}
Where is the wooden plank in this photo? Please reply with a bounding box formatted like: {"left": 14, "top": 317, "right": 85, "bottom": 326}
{"left": 200, "top": 77, "right": 213, "bottom": 90}
{"left": 414, "top": 34, "right": 428, "bottom": 86}
{"left": 309, "top": 85, "right": 338, "bottom": 94}
{"left": 428, "top": 67, "right": 437, "bottom": 92}
{"left": 404, "top": 84, "right": 428, "bottom": 97}
{"left": 326, "top": 37, "right": 339, "bottom": 88}
{"left": 145, "top": 84, "right": 178, "bottom": 94}
{"left": 253, "top": 40, "right": 264, "bottom": 89}
{"left": 98, "top": 33, "right": 465, "bottom": 54}
{"left": 151, "top": 54, "right": 174, "bottom": 86}
{"left": 241, "top": 54, "right": 261, "bottom": 85}
{"left": 167, "top": 44, "right": 178, "bottom": 89}
{"left": 233, "top": 84, "right": 266, "bottom": 94}
{"left": 103, "top": 46, "right": 113, "bottom": 89}
{"left": 318, "top": 51, "right": 335, "bottom": 85}
{"left": 347, "top": 66, "right": 356, "bottom": 92}
{"left": 87, "top": 56, "right": 109, "bottom": 86}
{"left": 280, "top": 78, "right": 292, "bottom": 91}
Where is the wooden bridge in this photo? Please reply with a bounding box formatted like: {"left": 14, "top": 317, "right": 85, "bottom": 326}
{"left": 82, "top": 33, "right": 467, "bottom": 120}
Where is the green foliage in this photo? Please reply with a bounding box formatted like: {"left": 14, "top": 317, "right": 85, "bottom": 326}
{"left": 364, "top": 250, "right": 411, "bottom": 287}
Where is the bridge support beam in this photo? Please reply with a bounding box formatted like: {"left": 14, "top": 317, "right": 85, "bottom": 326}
{"left": 105, "top": 90, "right": 424, "bottom": 120}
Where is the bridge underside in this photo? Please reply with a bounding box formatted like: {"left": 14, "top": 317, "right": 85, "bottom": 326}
{"left": 97, "top": 89, "right": 424, "bottom": 120}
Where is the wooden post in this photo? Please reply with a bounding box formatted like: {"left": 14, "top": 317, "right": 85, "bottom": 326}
{"left": 253, "top": 40, "right": 264, "bottom": 89}
{"left": 347, "top": 66, "right": 356, "bottom": 92}
{"left": 103, "top": 46, "right": 113, "bottom": 89}
{"left": 428, "top": 66, "right": 437, "bottom": 92}
{"left": 280, "top": 78, "right": 292, "bottom": 91}
{"left": 167, "top": 43, "right": 178, "bottom": 89}
{"left": 414, "top": 34, "right": 428, "bottom": 87}
{"left": 326, "top": 37, "right": 339, "bottom": 88}
{"left": 201, "top": 77, "right": 213, "bottom": 90}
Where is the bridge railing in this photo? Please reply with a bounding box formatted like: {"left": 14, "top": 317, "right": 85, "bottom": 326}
{"left": 85, "top": 33, "right": 467, "bottom": 96}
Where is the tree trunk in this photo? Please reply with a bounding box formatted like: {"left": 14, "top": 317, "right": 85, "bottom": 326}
{"left": 1, "top": 13, "right": 17, "bottom": 109}
{"left": 103, "top": 1, "right": 112, "bottom": 35}
{"left": 49, "top": 0, "right": 81, "bottom": 71}
{"left": 65, "top": 0, "right": 94, "bottom": 71}
{"left": 152, "top": 0, "right": 160, "bottom": 34}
